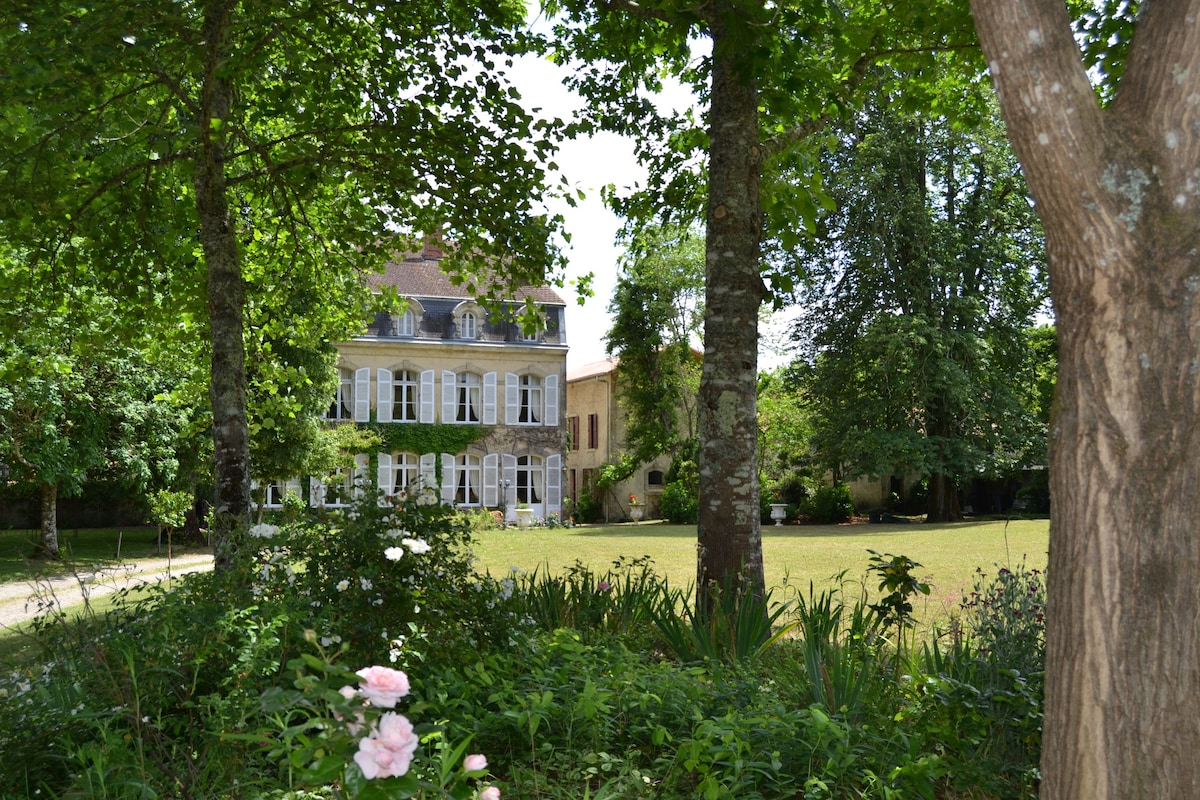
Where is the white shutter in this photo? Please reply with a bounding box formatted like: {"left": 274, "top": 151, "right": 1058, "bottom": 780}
{"left": 442, "top": 370, "right": 456, "bottom": 423}
{"left": 501, "top": 454, "right": 518, "bottom": 481}
{"left": 483, "top": 454, "right": 499, "bottom": 507}
{"left": 377, "top": 452, "right": 392, "bottom": 499}
{"left": 483, "top": 372, "right": 497, "bottom": 425}
{"left": 419, "top": 453, "right": 437, "bottom": 495}
{"left": 546, "top": 453, "right": 562, "bottom": 514}
{"left": 505, "top": 372, "right": 519, "bottom": 425}
{"left": 377, "top": 369, "right": 393, "bottom": 423}
{"left": 544, "top": 373, "right": 559, "bottom": 427}
{"left": 441, "top": 453, "right": 455, "bottom": 504}
{"left": 354, "top": 368, "right": 370, "bottom": 422}
{"left": 353, "top": 453, "right": 368, "bottom": 498}
{"left": 420, "top": 370, "right": 436, "bottom": 423}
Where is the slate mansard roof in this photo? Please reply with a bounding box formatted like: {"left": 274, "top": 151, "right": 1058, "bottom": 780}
{"left": 360, "top": 241, "right": 567, "bottom": 346}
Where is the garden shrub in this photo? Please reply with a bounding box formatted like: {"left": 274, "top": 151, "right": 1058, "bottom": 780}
{"left": 658, "top": 479, "right": 698, "bottom": 524}
{"left": 802, "top": 483, "right": 854, "bottom": 524}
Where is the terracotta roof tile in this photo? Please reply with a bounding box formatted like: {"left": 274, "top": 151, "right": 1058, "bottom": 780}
{"left": 367, "top": 246, "right": 566, "bottom": 305}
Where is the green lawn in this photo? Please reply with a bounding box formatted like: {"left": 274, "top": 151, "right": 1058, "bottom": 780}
{"left": 471, "top": 516, "right": 1049, "bottom": 621}
{"left": 0, "top": 526, "right": 208, "bottom": 582}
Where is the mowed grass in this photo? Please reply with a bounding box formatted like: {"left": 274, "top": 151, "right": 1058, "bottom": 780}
{"left": 0, "top": 526, "right": 207, "bottom": 583}
{"left": 471, "top": 516, "right": 1050, "bottom": 624}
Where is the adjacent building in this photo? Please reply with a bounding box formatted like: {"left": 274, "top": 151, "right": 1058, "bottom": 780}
{"left": 565, "top": 358, "right": 673, "bottom": 521}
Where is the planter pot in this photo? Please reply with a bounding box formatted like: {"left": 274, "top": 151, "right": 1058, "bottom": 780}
{"left": 769, "top": 503, "right": 788, "bottom": 527}
{"left": 629, "top": 504, "right": 645, "bottom": 522}
{"left": 515, "top": 507, "right": 534, "bottom": 530}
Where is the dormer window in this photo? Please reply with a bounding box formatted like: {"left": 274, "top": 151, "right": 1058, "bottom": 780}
{"left": 460, "top": 311, "right": 477, "bottom": 339}
{"left": 393, "top": 310, "right": 415, "bottom": 337}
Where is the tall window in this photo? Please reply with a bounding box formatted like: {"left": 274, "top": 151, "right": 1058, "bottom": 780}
{"left": 454, "top": 454, "right": 482, "bottom": 505}
{"left": 518, "top": 375, "right": 542, "bottom": 424}
{"left": 389, "top": 452, "right": 419, "bottom": 496}
{"left": 328, "top": 369, "right": 353, "bottom": 420}
{"left": 393, "top": 310, "right": 415, "bottom": 337}
{"left": 393, "top": 370, "right": 418, "bottom": 422}
{"left": 456, "top": 372, "right": 482, "bottom": 423}
{"left": 587, "top": 413, "right": 599, "bottom": 449}
{"left": 568, "top": 416, "right": 580, "bottom": 450}
{"left": 460, "top": 311, "right": 477, "bottom": 339}
{"left": 516, "top": 455, "right": 543, "bottom": 504}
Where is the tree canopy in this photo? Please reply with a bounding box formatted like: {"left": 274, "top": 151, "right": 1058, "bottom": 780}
{"left": 1, "top": 0, "right": 568, "bottom": 569}
{"left": 605, "top": 224, "right": 703, "bottom": 469}
{"left": 792, "top": 98, "right": 1047, "bottom": 520}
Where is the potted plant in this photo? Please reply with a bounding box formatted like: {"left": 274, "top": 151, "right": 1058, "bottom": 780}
{"left": 628, "top": 493, "right": 644, "bottom": 523}
{"left": 515, "top": 502, "right": 534, "bottom": 530}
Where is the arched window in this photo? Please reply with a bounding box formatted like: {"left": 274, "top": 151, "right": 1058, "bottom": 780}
{"left": 393, "top": 369, "right": 419, "bottom": 422}
{"left": 456, "top": 372, "right": 482, "bottom": 423}
{"left": 454, "top": 454, "right": 482, "bottom": 505}
{"left": 393, "top": 309, "right": 415, "bottom": 337}
{"left": 516, "top": 455, "right": 544, "bottom": 504}
{"left": 460, "top": 311, "right": 477, "bottom": 339}
{"left": 519, "top": 374, "right": 542, "bottom": 424}
{"left": 328, "top": 368, "right": 353, "bottom": 420}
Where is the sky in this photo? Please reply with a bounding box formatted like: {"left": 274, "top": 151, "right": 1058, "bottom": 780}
{"left": 507, "top": 42, "right": 796, "bottom": 374}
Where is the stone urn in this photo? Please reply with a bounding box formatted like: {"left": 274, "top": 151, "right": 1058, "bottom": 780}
{"left": 629, "top": 502, "right": 645, "bottom": 522}
{"left": 769, "top": 503, "right": 788, "bottom": 527}
{"left": 515, "top": 507, "right": 534, "bottom": 530}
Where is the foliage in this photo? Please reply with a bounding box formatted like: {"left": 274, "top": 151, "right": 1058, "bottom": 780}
{"left": 260, "top": 651, "right": 501, "bottom": 799}
{"left": 0, "top": 0, "right": 569, "bottom": 567}
{"left": 148, "top": 489, "right": 192, "bottom": 534}
{"left": 363, "top": 422, "right": 487, "bottom": 462}
{"left": 606, "top": 224, "right": 703, "bottom": 466}
{"left": 866, "top": 551, "right": 932, "bottom": 656}
{"left": 791, "top": 100, "right": 1047, "bottom": 520}
{"left": 0, "top": 536, "right": 1048, "bottom": 800}
{"left": 801, "top": 484, "right": 854, "bottom": 525}
{"left": 757, "top": 369, "right": 816, "bottom": 490}
{"left": 658, "top": 480, "right": 699, "bottom": 526}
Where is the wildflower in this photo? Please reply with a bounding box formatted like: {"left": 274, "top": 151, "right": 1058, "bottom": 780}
{"left": 360, "top": 577, "right": 373, "bottom": 591}
{"left": 401, "top": 537, "right": 431, "bottom": 554}
{"left": 354, "top": 712, "right": 418, "bottom": 779}
{"left": 249, "top": 523, "right": 280, "bottom": 539}
{"left": 356, "top": 665, "right": 410, "bottom": 707}
{"left": 597, "top": 580, "right": 612, "bottom": 593}
{"left": 336, "top": 579, "right": 350, "bottom": 592}
{"left": 384, "top": 528, "right": 407, "bottom": 539}
{"left": 384, "top": 546, "right": 404, "bottom": 562}
{"left": 464, "top": 753, "right": 488, "bottom": 773}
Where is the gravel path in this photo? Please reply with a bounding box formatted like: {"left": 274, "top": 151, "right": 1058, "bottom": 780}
{"left": 0, "top": 554, "right": 214, "bottom": 630}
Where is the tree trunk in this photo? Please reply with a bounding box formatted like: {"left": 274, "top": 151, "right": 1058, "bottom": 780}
{"left": 36, "top": 482, "right": 59, "bottom": 559}
{"left": 195, "top": 1, "right": 250, "bottom": 573}
{"left": 971, "top": 1, "right": 1200, "bottom": 796}
{"left": 924, "top": 472, "right": 961, "bottom": 522}
{"left": 695, "top": 12, "right": 767, "bottom": 610}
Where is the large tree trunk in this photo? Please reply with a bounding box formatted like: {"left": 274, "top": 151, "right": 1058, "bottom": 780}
{"left": 924, "top": 472, "right": 961, "bottom": 523}
{"left": 695, "top": 12, "right": 767, "bottom": 609}
{"left": 971, "top": 1, "right": 1200, "bottom": 796}
{"left": 195, "top": 1, "right": 250, "bottom": 573}
{"left": 36, "top": 482, "right": 59, "bottom": 559}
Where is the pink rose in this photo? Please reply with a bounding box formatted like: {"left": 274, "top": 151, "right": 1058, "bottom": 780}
{"left": 356, "top": 665, "right": 410, "bottom": 707}
{"left": 479, "top": 787, "right": 501, "bottom": 800}
{"left": 354, "top": 712, "right": 418, "bottom": 779}
{"left": 463, "top": 753, "right": 488, "bottom": 772}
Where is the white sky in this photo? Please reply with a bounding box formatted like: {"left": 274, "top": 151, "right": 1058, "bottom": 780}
{"left": 509, "top": 43, "right": 795, "bottom": 373}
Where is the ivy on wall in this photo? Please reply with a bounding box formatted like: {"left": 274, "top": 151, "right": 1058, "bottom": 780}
{"left": 360, "top": 420, "right": 485, "bottom": 456}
